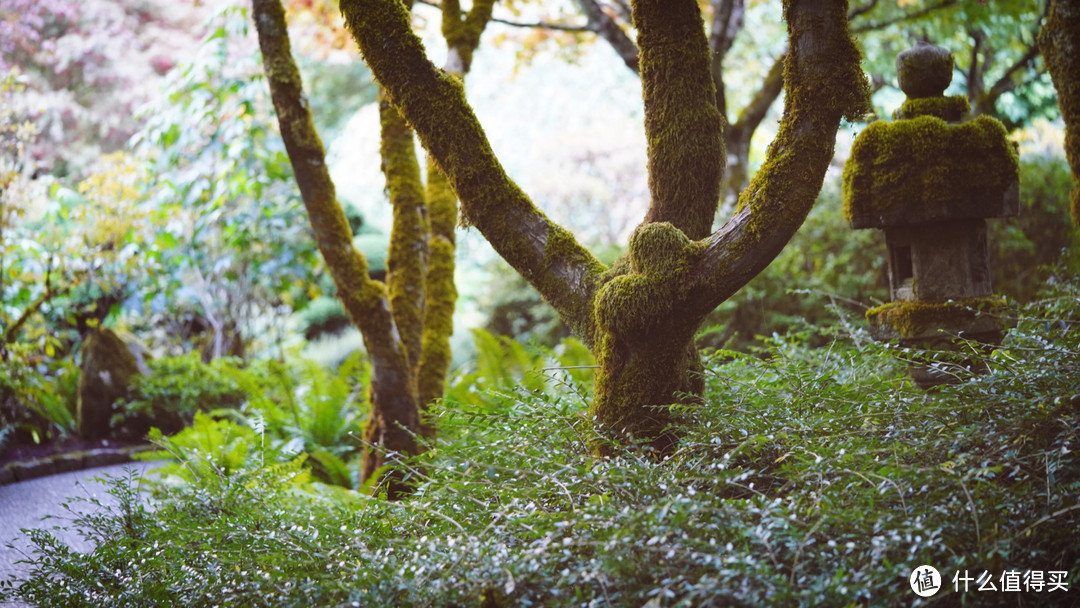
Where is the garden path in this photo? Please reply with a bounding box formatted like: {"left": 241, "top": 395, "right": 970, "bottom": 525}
{"left": 0, "top": 461, "right": 160, "bottom": 608}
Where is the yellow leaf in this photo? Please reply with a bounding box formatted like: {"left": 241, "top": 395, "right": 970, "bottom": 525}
{"left": 86, "top": 317, "right": 100, "bottom": 328}
{"left": 45, "top": 343, "right": 55, "bottom": 357}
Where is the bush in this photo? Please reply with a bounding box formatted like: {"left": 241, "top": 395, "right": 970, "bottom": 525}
{"left": 989, "top": 154, "right": 1079, "bottom": 301}
{"left": 115, "top": 353, "right": 248, "bottom": 437}
{"left": 4, "top": 282, "right": 1078, "bottom": 607}
{"left": 700, "top": 179, "right": 889, "bottom": 351}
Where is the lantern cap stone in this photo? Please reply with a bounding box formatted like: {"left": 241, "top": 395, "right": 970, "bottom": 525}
{"left": 842, "top": 115, "right": 1020, "bottom": 229}
{"left": 896, "top": 41, "right": 954, "bottom": 99}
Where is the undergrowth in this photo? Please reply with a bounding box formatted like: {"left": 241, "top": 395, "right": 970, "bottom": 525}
{"left": 2, "top": 282, "right": 1078, "bottom": 607}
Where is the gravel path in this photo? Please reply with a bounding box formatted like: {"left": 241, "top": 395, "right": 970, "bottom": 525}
{"left": 0, "top": 461, "right": 160, "bottom": 608}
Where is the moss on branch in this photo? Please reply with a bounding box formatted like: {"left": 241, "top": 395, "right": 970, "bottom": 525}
{"left": 341, "top": 0, "right": 603, "bottom": 342}
{"left": 380, "top": 91, "right": 429, "bottom": 370}
{"left": 634, "top": 0, "right": 725, "bottom": 240}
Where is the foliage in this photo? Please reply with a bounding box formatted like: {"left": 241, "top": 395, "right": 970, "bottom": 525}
{"left": 135, "top": 351, "right": 371, "bottom": 488}
{"left": 115, "top": 354, "right": 248, "bottom": 437}
{"left": 129, "top": 5, "right": 320, "bottom": 359}
{"left": 700, "top": 180, "right": 889, "bottom": 351}
{"left": 990, "top": 153, "right": 1080, "bottom": 301}
{"left": 443, "top": 328, "right": 595, "bottom": 411}
{"left": 2, "top": 71, "right": 145, "bottom": 445}
{"left": 6, "top": 279, "right": 1078, "bottom": 606}
{"left": 0, "top": 0, "right": 206, "bottom": 178}
{"left": 0, "top": 345, "right": 78, "bottom": 446}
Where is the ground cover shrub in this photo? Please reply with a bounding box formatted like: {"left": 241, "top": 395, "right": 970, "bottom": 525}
{"left": 3, "top": 279, "right": 1078, "bottom": 607}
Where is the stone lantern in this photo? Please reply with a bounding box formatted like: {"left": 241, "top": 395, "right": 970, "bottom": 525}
{"left": 842, "top": 41, "right": 1019, "bottom": 386}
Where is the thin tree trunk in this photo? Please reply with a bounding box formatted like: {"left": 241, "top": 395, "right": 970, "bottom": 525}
{"left": 253, "top": 0, "right": 420, "bottom": 498}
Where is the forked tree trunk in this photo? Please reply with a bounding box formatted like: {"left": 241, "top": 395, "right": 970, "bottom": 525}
{"left": 342, "top": 0, "right": 869, "bottom": 452}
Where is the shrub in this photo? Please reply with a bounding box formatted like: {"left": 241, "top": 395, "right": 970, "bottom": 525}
{"left": 3, "top": 282, "right": 1078, "bottom": 607}
{"left": 115, "top": 353, "right": 248, "bottom": 437}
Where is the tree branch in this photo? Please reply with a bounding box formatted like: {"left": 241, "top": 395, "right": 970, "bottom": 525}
{"left": 848, "top": 0, "right": 878, "bottom": 21}
{"left": 416, "top": 0, "right": 591, "bottom": 33}
{"left": 635, "top": 0, "right": 725, "bottom": 240}
{"left": 682, "top": 0, "right": 871, "bottom": 319}
{"left": 341, "top": 0, "right": 606, "bottom": 343}
{"left": 380, "top": 89, "right": 428, "bottom": 371}
{"left": 966, "top": 28, "right": 986, "bottom": 104}
{"left": 731, "top": 50, "right": 786, "bottom": 133}
{"left": 987, "top": 42, "right": 1041, "bottom": 102}
{"left": 851, "top": 0, "right": 958, "bottom": 34}
{"left": 3, "top": 286, "right": 65, "bottom": 345}
{"left": 709, "top": 0, "right": 745, "bottom": 116}
{"left": 490, "top": 16, "right": 591, "bottom": 32}
{"left": 575, "top": 0, "right": 639, "bottom": 73}
{"left": 982, "top": 2, "right": 1050, "bottom": 111}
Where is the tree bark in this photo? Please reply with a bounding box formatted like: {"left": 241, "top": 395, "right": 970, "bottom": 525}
{"left": 1040, "top": 0, "right": 1080, "bottom": 226}
{"left": 253, "top": 0, "right": 420, "bottom": 498}
{"left": 635, "top": 0, "right": 725, "bottom": 240}
{"left": 592, "top": 0, "right": 869, "bottom": 450}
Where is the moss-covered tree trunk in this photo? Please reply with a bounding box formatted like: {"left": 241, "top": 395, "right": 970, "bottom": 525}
{"left": 253, "top": 0, "right": 495, "bottom": 494}
{"left": 342, "top": 0, "right": 868, "bottom": 452}
{"left": 1040, "top": 0, "right": 1080, "bottom": 227}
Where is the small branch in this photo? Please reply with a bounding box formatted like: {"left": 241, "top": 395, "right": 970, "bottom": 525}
{"left": 731, "top": 50, "right": 786, "bottom": 133}
{"left": 490, "top": 16, "right": 591, "bottom": 33}
{"left": 418, "top": 0, "right": 592, "bottom": 33}
{"left": 3, "top": 261, "right": 66, "bottom": 344}
{"left": 575, "top": 0, "right": 639, "bottom": 73}
{"left": 4, "top": 290, "right": 60, "bottom": 345}
{"left": 983, "top": 2, "right": 1048, "bottom": 106}
{"left": 1013, "top": 503, "right": 1080, "bottom": 541}
{"left": 851, "top": 0, "right": 958, "bottom": 34}
{"left": 847, "top": 0, "right": 879, "bottom": 21}
{"left": 966, "top": 29, "right": 986, "bottom": 102}
{"left": 987, "top": 42, "right": 1041, "bottom": 100}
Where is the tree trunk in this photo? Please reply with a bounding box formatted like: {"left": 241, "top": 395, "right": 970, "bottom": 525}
{"left": 254, "top": 0, "right": 421, "bottom": 499}
{"left": 341, "top": 0, "right": 869, "bottom": 453}
{"left": 1040, "top": 0, "right": 1080, "bottom": 226}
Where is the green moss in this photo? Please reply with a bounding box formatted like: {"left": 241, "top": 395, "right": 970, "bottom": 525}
{"left": 77, "top": 328, "right": 142, "bottom": 439}
{"left": 634, "top": 1, "right": 724, "bottom": 240}
{"left": 440, "top": 0, "right": 495, "bottom": 73}
{"left": 893, "top": 95, "right": 969, "bottom": 122}
{"left": 866, "top": 297, "right": 1010, "bottom": 339}
{"left": 628, "top": 221, "right": 691, "bottom": 275}
{"left": 380, "top": 91, "right": 429, "bottom": 369}
{"left": 732, "top": 0, "right": 870, "bottom": 239}
{"left": 416, "top": 162, "right": 458, "bottom": 437}
{"left": 843, "top": 115, "right": 1020, "bottom": 227}
{"left": 590, "top": 222, "right": 707, "bottom": 451}
{"left": 342, "top": 0, "right": 605, "bottom": 344}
